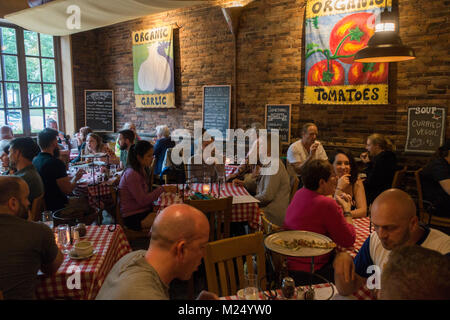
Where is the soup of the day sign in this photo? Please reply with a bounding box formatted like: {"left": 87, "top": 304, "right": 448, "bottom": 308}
{"left": 304, "top": 0, "right": 390, "bottom": 105}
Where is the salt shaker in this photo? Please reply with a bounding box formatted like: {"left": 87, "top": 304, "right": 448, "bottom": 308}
{"left": 281, "top": 277, "right": 296, "bottom": 299}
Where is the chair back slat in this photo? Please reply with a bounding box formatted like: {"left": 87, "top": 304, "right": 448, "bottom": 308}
{"left": 226, "top": 259, "right": 238, "bottom": 294}
{"left": 185, "top": 196, "right": 233, "bottom": 241}
{"left": 204, "top": 232, "right": 266, "bottom": 296}
{"left": 392, "top": 165, "right": 408, "bottom": 188}
{"left": 217, "top": 261, "right": 229, "bottom": 296}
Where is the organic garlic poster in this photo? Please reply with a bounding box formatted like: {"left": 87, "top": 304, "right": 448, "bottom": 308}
{"left": 133, "top": 26, "right": 175, "bottom": 108}
{"left": 304, "top": 0, "right": 390, "bottom": 105}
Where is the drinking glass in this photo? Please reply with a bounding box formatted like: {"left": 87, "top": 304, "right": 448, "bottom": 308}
{"left": 244, "top": 273, "right": 259, "bottom": 300}
{"left": 57, "top": 224, "right": 71, "bottom": 254}
{"left": 110, "top": 164, "right": 117, "bottom": 176}
{"left": 41, "top": 211, "right": 53, "bottom": 230}
{"left": 217, "top": 175, "right": 226, "bottom": 198}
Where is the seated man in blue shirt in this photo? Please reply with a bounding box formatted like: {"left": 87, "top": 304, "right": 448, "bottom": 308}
{"left": 333, "top": 188, "right": 450, "bottom": 297}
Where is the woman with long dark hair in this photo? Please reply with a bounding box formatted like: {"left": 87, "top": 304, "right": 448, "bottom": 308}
{"left": 118, "top": 140, "right": 176, "bottom": 230}
{"left": 331, "top": 149, "right": 367, "bottom": 218}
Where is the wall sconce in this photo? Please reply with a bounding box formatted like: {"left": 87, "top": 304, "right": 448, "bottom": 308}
{"left": 354, "top": 7, "right": 415, "bottom": 63}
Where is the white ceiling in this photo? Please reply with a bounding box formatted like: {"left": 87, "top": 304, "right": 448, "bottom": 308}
{"left": 4, "top": 0, "right": 209, "bottom": 36}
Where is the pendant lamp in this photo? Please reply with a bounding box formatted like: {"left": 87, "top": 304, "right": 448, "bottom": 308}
{"left": 354, "top": 9, "right": 415, "bottom": 63}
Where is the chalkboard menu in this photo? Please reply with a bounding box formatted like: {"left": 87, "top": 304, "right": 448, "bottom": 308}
{"left": 265, "top": 104, "right": 291, "bottom": 143}
{"left": 202, "top": 85, "right": 231, "bottom": 140}
{"left": 405, "top": 106, "right": 446, "bottom": 154}
{"left": 84, "top": 90, "right": 114, "bottom": 132}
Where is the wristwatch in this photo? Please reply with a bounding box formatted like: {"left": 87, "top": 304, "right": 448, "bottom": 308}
{"left": 344, "top": 211, "right": 352, "bottom": 218}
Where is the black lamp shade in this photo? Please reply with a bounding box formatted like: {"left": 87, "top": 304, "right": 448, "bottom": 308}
{"left": 354, "top": 9, "right": 416, "bottom": 63}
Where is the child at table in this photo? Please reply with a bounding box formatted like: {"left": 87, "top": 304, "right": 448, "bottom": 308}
{"left": 119, "top": 140, "right": 176, "bottom": 231}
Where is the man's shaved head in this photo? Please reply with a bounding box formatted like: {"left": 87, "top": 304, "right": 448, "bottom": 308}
{"left": 150, "top": 204, "right": 209, "bottom": 249}
{"left": 372, "top": 188, "right": 416, "bottom": 222}
{"left": 371, "top": 189, "right": 419, "bottom": 250}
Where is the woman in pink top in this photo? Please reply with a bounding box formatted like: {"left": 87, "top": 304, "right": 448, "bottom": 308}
{"left": 119, "top": 140, "right": 176, "bottom": 230}
{"left": 283, "top": 159, "right": 355, "bottom": 285}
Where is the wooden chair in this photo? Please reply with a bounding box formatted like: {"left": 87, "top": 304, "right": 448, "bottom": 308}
{"left": 289, "top": 174, "right": 299, "bottom": 203}
{"left": 260, "top": 209, "right": 282, "bottom": 234}
{"left": 204, "top": 232, "right": 267, "bottom": 297}
{"left": 110, "top": 186, "right": 150, "bottom": 241}
{"left": 184, "top": 196, "right": 233, "bottom": 241}
{"left": 28, "top": 193, "right": 45, "bottom": 222}
{"left": 260, "top": 210, "right": 285, "bottom": 281}
{"left": 391, "top": 165, "right": 408, "bottom": 188}
{"left": 414, "top": 169, "right": 450, "bottom": 228}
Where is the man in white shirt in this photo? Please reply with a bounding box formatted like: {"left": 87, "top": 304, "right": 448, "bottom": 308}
{"left": 287, "top": 123, "right": 327, "bottom": 176}
{"left": 333, "top": 189, "right": 450, "bottom": 297}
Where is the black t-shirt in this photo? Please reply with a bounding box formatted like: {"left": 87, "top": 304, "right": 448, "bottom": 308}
{"left": 0, "top": 214, "right": 58, "bottom": 299}
{"left": 364, "top": 150, "right": 397, "bottom": 204}
{"left": 32, "top": 152, "right": 68, "bottom": 211}
{"left": 421, "top": 157, "right": 450, "bottom": 218}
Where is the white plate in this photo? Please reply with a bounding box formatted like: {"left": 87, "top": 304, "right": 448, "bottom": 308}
{"left": 77, "top": 178, "right": 88, "bottom": 184}
{"left": 264, "top": 230, "right": 335, "bottom": 257}
{"left": 69, "top": 249, "right": 96, "bottom": 260}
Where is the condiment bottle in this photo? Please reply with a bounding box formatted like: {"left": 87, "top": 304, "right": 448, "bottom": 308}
{"left": 281, "top": 277, "right": 296, "bottom": 299}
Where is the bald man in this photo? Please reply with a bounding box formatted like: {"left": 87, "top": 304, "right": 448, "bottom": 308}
{"left": 333, "top": 188, "right": 450, "bottom": 297}
{"left": 0, "top": 176, "right": 63, "bottom": 299}
{"left": 96, "top": 204, "right": 218, "bottom": 300}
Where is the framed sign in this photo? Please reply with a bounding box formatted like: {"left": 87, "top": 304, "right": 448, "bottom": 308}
{"left": 405, "top": 106, "right": 446, "bottom": 154}
{"left": 84, "top": 90, "right": 114, "bottom": 132}
{"left": 202, "top": 85, "right": 231, "bottom": 140}
{"left": 265, "top": 104, "right": 291, "bottom": 144}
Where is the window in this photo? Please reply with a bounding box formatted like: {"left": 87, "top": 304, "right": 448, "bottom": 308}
{"left": 0, "top": 23, "right": 63, "bottom": 136}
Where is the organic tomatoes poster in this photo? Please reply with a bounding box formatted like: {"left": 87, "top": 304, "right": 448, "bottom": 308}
{"left": 132, "top": 25, "right": 175, "bottom": 108}
{"left": 304, "top": 0, "right": 390, "bottom": 105}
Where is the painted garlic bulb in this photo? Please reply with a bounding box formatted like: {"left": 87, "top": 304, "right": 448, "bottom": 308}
{"left": 138, "top": 42, "right": 171, "bottom": 92}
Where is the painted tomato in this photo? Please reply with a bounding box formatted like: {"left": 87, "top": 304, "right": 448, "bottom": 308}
{"left": 329, "top": 12, "right": 375, "bottom": 65}
{"left": 348, "top": 62, "right": 389, "bottom": 84}
{"left": 308, "top": 60, "right": 345, "bottom": 86}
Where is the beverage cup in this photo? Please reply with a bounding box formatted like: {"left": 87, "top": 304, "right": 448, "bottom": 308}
{"left": 244, "top": 273, "right": 259, "bottom": 300}
{"left": 42, "top": 210, "right": 53, "bottom": 230}
{"left": 74, "top": 240, "right": 93, "bottom": 257}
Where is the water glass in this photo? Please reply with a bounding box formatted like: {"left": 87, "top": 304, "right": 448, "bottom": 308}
{"left": 41, "top": 211, "right": 53, "bottom": 230}
{"left": 57, "top": 224, "right": 71, "bottom": 254}
{"left": 244, "top": 273, "right": 259, "bottom": 300}
{"left": 110, "top": 164, "right": 117, "bottom": 176}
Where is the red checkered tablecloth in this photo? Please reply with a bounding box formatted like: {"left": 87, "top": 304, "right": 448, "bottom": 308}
{"left": 338, "top": 217, "right": 375, "bottom": 300}
{"left": 74, "top": 173, "right": 120, "bottom": 209}
{"left": 225, "top": 164, "right": 239, "bottom": 176}
{"left": 337, "top": 216, "right": 371, "bottom": 258}
{"left": 35, "top": 225, "right": 131, "bottom": 300}
{"left": 156, "top": 183, "right": 260, "bottom": 229}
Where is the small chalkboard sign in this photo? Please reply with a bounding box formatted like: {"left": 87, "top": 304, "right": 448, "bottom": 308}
{"left": 202, "top": 85, "right": 231, "bottom": 140}
{"left": 405, "top": 106, "right": 446, "bottom": 154}
{"left": 84, "top": 90, "right": 114, "bottom": 132}
{"left": 265, "top": 104, "right": 291, "bottom": 144}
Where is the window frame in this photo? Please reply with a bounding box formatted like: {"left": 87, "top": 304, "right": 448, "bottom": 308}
{"left": 0, "top": 21, "right": 65, "bottom": 137}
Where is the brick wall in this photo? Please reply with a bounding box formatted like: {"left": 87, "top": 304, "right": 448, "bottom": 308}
{"left": 72, "top": 0, "right": 449, "bottom": 168}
